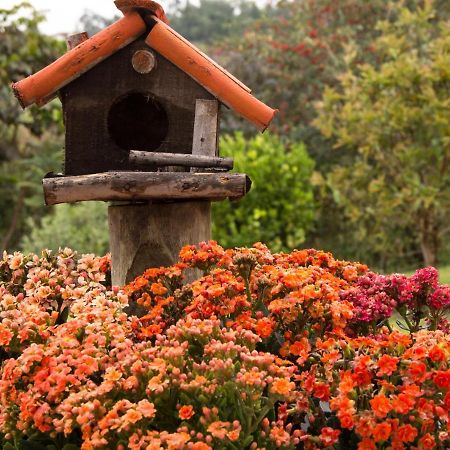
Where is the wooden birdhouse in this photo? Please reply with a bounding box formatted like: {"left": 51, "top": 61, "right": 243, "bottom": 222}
{"left": 11, "top": 0, "right": 277, "bottom": 284}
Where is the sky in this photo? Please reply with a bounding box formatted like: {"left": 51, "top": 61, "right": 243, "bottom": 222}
{"left": 3, "top": 0, "right": 267, "bottom": 35}
{"left": 3, "top": 0, "right": 120, "bottom": 35}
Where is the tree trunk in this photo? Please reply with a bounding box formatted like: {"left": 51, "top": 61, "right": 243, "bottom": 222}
{"left": 418, "top": 210, "right": 440, "bottom": 267}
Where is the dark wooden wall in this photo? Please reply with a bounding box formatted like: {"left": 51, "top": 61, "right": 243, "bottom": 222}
{"left": 60, "top": 37, "right": 215, "bottom": 176}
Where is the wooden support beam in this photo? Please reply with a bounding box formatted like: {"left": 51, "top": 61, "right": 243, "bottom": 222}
{"left": 129, "top": 151, "right": 233, "bottom": 170}
{"left": 43, "top": 172, "right": 251, "bottom": 205}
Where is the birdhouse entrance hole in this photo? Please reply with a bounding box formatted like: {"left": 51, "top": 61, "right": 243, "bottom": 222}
{"left": 108, "top": 92, "right": 169, "bottom": 152}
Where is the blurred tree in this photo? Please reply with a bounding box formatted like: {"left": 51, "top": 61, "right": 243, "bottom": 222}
{"left": 21, "top": 202, "right": 109, "bottom": 255}
{"left": 0, "top": 2, "right": 65, "bottom": 251}
{"left": 212, "top": 0, "right": 450, "bottom": 270}
{"left": 315, "top": 0, "right": 450, "bottom": 267}
{"left": 168, "top": 0, "right": 262, "bottom": 44}
{"left": 213, "top": 133, "right": 315, "bottom": 251}
{"left": 77, "top": 10, "right": 120, "bottom": 36}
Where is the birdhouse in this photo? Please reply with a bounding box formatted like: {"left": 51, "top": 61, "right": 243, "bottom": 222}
{"left": 11, "top": 0, "right": 277, "bottom": 284}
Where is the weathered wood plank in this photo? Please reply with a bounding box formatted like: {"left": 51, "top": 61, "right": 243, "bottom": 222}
{"left": 191, "top": 99, "right": 219, "bottom": 165}
{"left": 66, "top": 32, "right": 89, "bottom": 51}
{"left": 43, "top": 172, "right": 251, "bottom": 205}
{"left": 129, "top": 151, "right": 233, "bottom": 170}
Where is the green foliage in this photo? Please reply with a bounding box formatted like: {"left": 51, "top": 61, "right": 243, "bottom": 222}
{"left": 0, "top": 3, "right": 64, "bottom": 137}
{"left": 0, "top": 3, "right": 64, "bottom": 252}
{"left": 21, "top": 202, "right": 109, "bottom": 256}
{"left": 315, "top": 0, "right": 450, "bottom": 266}
{"left": 168, "top": 0, "right": 262, "bottom": 45}
{"left": 212, "top": 133, "right": 315, "bottom": 251}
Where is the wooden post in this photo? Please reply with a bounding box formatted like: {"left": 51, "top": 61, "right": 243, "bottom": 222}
{"left": 108, "top": 99, "right": 220, "bottom": 286}
{"left": 66, "top": 32, "right": 89, "bottom": 50}
{"left": 109, "top": 201, "right": 211, "bottom": 285}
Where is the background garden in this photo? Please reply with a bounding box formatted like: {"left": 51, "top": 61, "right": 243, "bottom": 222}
{"left": 1, "top": 0, "right": 449, "bottom": 275}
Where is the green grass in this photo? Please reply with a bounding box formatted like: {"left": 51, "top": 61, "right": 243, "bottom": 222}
{"left": 438, "top": 265, "right": 450, "bottom": 285}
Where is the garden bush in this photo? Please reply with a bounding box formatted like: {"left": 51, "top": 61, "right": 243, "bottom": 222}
{"left": 0, "top": 244, "right": 448, "bottom": 449}
{"left": 212, "top": 133, "right": 315, "bottom": 252}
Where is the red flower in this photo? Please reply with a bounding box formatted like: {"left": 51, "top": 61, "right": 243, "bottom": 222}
{"left": 433, "top": 370, "right": 450, "bottom": 388}
{"left": 313, "top": 383, "right": 330, "bottom": 401}
{"left": 319, "top": 427, "right": 340, "bottom": 446}
{"left": 396, "top": 424, "right": 418, "bottom": 443}
{"left": 428, "top": 345, "right": 446, "bottom": 362}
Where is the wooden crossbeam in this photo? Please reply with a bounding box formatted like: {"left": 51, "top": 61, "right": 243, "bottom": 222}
{"left": 43, "top": 172, "right": 251, "bottom": 205}
{"left": 129, "top": 151, "right": 233, "bottom": 170}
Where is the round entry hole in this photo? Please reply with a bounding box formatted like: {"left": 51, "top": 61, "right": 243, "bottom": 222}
{"left": 108, "top": 92, "right": 169, "bottom": 151}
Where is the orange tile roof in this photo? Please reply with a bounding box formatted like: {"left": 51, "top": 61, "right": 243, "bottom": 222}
{"left": 11, "top": 1, "right": 277, "bottom": 131}
{"left": 146, "top": 18, "right": 276, "bottom": 131}
{"left": 12, "top": 12, "right": 146, "bottom": 108}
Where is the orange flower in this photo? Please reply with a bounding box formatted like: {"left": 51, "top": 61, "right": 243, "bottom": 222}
{"left": 339, "top": 371, "right": 355, "bottom": 394}
{"left": 123, "top": 408, "right": 143, "bottom": 425}
{"left": 376, "top": 354, "right": 398, "bottom": 377}
{"left": 207, "top": 421, "right": 230, "bottom": 439}
{"left": 339, "top": 413, "right": 354, "bottom": 429}
{"left": 140, "top": 324, "right": 163, "bottom": 338}
{"left": 255, "top": 318, "right": 274, "bottom": 338}
{"left": 428, "top": 345, "right": 446, "bottom": 362}
{"left": 392, "top": 393, "right": 415, "bottom": 414}
{"left": 136, "top": 400, "right": 156, "bottom": 419}
{"left": 396, "top": 424, "right": 418, "bottom": 443}
{"left": 370, "top": 395, "right": 391, "bottom": 418}
{"left": 358, "top": 438, "right": 376, "bottom": 450}
{"left": 270, "top": 378, "right": 295, "bottom": 396}
{"left": 151, "top": 283, "right": 167, "bottom": 296}
{"left": 269, "top": 426, "right": 291, "bottom": 446}
{"left": 355, "top": 414, "right": 376, "bottom": 438}
{"left": 179, "top": 405, "right": 195, "bottom": 420}
{"left": 0, "top": 324, "right": 13, "bottom": 346}
{"left": 372, "top": 422, "right": 391, "bottom": 442}
{"left": 419, "top": 433, "right": 436, "bottom": 449}
{"left": 408, "top": 361, "right": 428, "bottom": 383}
{"left": 191, "top": 444, "right": 212, "bottom": 450}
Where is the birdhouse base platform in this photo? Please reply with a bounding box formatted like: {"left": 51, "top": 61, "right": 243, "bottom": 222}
{"left": 42, "top": 171, "right": 251, "bottom": 206}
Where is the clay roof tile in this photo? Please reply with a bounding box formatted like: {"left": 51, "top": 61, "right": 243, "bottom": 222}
{"left": 11, "top": 1, "right": 277, "bottom": 131}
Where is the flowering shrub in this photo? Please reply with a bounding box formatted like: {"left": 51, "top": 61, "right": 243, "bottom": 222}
{"left": 0, "top": 243, "right": 448, "bottom": 449}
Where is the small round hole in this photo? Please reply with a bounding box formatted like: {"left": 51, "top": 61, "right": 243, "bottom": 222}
{"left": 108, "top": 92, "right": 169, "bottom": 151}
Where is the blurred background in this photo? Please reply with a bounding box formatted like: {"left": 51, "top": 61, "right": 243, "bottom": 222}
{"left": 0, "top": 0, "right": 449, "bottom": 279}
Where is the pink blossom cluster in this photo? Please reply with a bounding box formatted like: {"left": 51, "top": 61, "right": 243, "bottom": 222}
{"left": 341, "top": 267, "right": 449, "bottom": 324}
